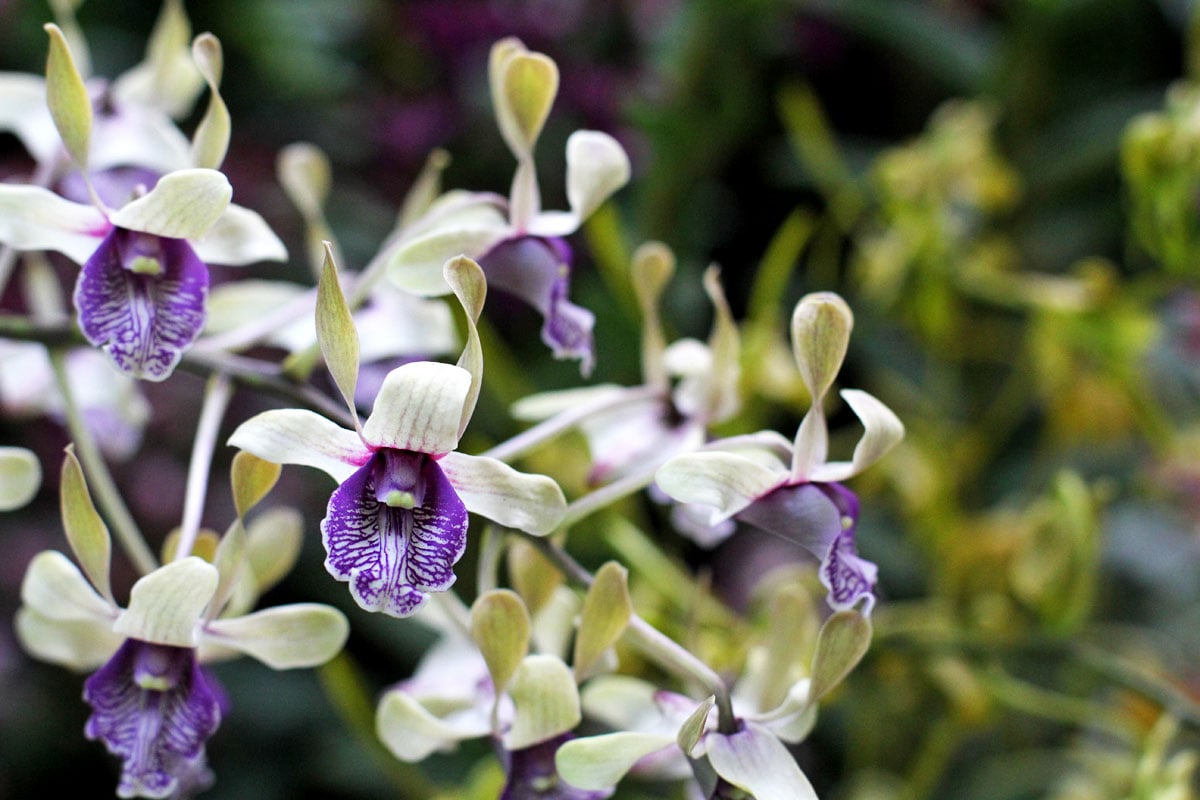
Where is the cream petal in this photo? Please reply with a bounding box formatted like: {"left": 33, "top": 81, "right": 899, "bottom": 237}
{"left": 0, "top": 73, "right": 58, "bottom": 163}
{"left": 15, "top": 607, "right": 123, "bottom": 672}
{"left": 190, "top": 203, "right": 288, "bottom": 266}
{"left": 527, "top": 131, "right": 630, "bottom": 237}
{"left": 554, "top": 731, "right": 676, "bottom": 792}
{"left": 112, "top": 557, "right": 218, "bottom": 647}
{"left": 228, "top": 408, "right": 368, "bottom": 483}
{"left": 20, "top": 550, "right": 116, "bottom": 624}
{"left": 706, "top": 722, "right": 819, "bottom": 800}
{"left": 362, "top": 361, "right": 471, "bottom": 454}
{"left": 376, "top": 688, "right": 491, "bottom": 762}
{"left": 381, "top": 224, "right": 509, "bottom": 297}
{"left": 203, "top": 603, "right": 348, "bottom": 669}
{"left": 0, "top": 446, "right": 41, "bottom": 511}
{"left": 502, "top": 654, "right": 581, "bottom": 751}
{"left": 439, "top": 452, "right": 566, "bottom": 535}
{"left": 0, "top": 184, "right": 107, "bottom": 262}
{"left": 108, "top": 168, "right": 232, "bottom": 239}
{"left": 655, "top": 450, "right": 786, "bottom": 523}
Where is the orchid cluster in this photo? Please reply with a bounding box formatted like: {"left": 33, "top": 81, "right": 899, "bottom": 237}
{"left": 1, "top": 4, "right": 905, "bottom": 799}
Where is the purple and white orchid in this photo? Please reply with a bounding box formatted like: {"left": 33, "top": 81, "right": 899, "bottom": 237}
{"left": 228, "top": 360, "right": 567, "bottom": 617}
{"left": 655, "top": 292, "right": 904, "bottom": 613}
{"left": 373, "top": 38, "right": 630, "bottom": 374}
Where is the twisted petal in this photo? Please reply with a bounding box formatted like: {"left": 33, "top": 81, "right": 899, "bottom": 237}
{"left": 74, "top": 228, "right": 209, "bottom": 381}
{"left": 808, "top": 389, "right": 904, "bottom": 483}
{"left": 84, "top": 640, "right": 223, "bottom": 800}
{"left": 478, "top": 236, "right": 595, "bottom": 374}
{"left": 322, "top": 450, "right": 468, "bottom": 617}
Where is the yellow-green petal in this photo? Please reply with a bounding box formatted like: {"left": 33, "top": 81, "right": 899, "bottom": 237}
{"left": 470, "top": 589, "right": 531, "bottom": 694}
{"left": 43, "top": 23, "right": 92, "bottom": 169}
{"left": 58, "top": 446, "right": 112, "bottom": 603}
{"left": 0, "top": 446, "right": 41, "bottom": 512}
{"left": 503, "top": 654, "right": 580, "bottom": 751}
{"left": 113, "top": 557, "right": 218, "bottom": 647}
{"left": 573, "top": 561, "right": 632, "bottom": 682}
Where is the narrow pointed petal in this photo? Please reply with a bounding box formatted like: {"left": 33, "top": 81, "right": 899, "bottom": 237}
{"left": 0, "top": 184, "right": 108, "bottom": 262}
{"left": 362, "top": 361, "right": 471, "bottom": 455}
{"left": 113, "top": 558, "right": 219, "bottom": 647}
{"left": 444, "top": 256, "right": 486, "bottom": 436}
{"left": 0, "top": 446, "right": 41, "bottom": 511}
{"left": 204, "top": 603, "right": 349, "bottom": 669}
{"left": 439, "top": 452, "right": 566, "bottom": 535}
{"left": 555, "top": 731, "right": 676, "bottom": 791}
{"left": 20, "top": 550, "right": 116, "bottom": 624}
{"left": 74, "top": 228, "right": 209, "bottom": 381}
{"left": 190, "top": 203, "right": 288, "bottom": 265}
{"left": 15, "top": 607, "right": 123, "bottom": 671}
{"left": 84, "top": 640, "right": 222, "bottom": 800}
{"left": 809, "top": 389, "right": 905, "bottom": 482}
{"left": 706, "top": 722, "right": 819, "bottom": 800}
{"left": 108, "top": 168, "right": 231, "bottom": 240}
{"left": 479, "top": 235, "right": 595, "bottom": 373}
{"left": 655, "top": 451, "right": 785, "bottom": 524}
{"left": 228, "top": 408, "right": 369, "bottom": 483}
{"left": 322, "top": 452, "right": 468, "bottom": 617}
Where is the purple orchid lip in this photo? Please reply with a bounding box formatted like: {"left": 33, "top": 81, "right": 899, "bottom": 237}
{"left": 74, "top": 227, "right": 209, "bottom": 382}
{"left": 83, "top": 639, "right": 223, "bottom": 799}
{"left": 736, "top": 480, "right": 877, "bottom": 612}
{"left": 477, "top": 235, "right": 595, "bottom": 375}
{"left": 321, "top": 448, "right": 469, "bottom": 618}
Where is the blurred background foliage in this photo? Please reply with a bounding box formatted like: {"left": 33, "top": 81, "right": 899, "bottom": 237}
{"left": 3, "top": 0, "right": 1200, "bottom": 798}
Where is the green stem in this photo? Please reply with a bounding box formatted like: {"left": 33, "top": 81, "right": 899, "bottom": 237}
{"left": 49, "top": 350, "right": 157, "bottom": 575}
{"left": 557, "top": 457, "right": 662, "bottom": 531}
{"left": 175, "top": 373, "right": 234, "bottom": 561}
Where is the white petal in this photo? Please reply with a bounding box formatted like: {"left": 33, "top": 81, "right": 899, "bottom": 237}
{"left": 190, "top": 203, "right": 288, "bottom": 265}
{"left": 15, "top": 607, "right": 123, "bottom": 671}
{"left": 90, "top": 107, "right": 192, "bottom": 174}
{"left": 113, "top": 557, "right": 218, "bottom": 647}
{"left": 0, "top": 184, "right": 106, "bottom": 262}
{"left": 381, "top": 224, "right": 509, "bottom": 297}
{"left": 510, "top": 384, "right": 627, "bottom": 421}
{"left": 376, "top": 688, "right": 490, "bottom": 762}
{"left": 655, "top": 450, "right": 786, "bottom": 523}
{"left": 0, "top": 446, "right": 41, "bottom": 511}
{"left": 502, "top": 654, "right": 581, "bottom": 751}
{"left": 109, "top": 167, "right": 231, "bottom": 239}
{"left": 439, "top": 452, "right": 566, "bottom": 535}
{"left": 204, "top": 603, "right": 348, "bottom": 669}
{"left": 809, "top": 389, "right": 904, "bottom": 482}
{"left": 555, "top": 731, "right": 677, "bottom": 791}
{"left": 355, "top": 287, "right": 458, "bottom": 363}
{"left": 20, "top": 550, "right": 115, "bottom": 623}
{"left": 528, "top": 130, "right": 630, "bottom": 237}
{"left": 362, "top": 361, "right": 470, "bottom": 454}
{"left": 228, "top": 408, "right": 368, "bottom": 483}
{"left": 0, "top": 73, "right": 59, "bottom": 163}
{"left": 706, "top": 722, "right": 819, "bottom": 800}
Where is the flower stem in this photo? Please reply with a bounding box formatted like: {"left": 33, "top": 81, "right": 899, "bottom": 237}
{"left": 558, "top": 457, "right": 662, "bottom": 531}
{"left": 49, "top": 350, "right": 157, "bottom": 575}
{"left": 175, "top": 373, "right": 234, "bottom": 561}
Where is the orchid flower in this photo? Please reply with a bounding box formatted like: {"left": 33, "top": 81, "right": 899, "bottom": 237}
{"left": 376, "top": 589, "right": 620, "bottom": 799}
{"left": 656, "top": 292, "right": 904, "bottom": 613}
{"left": 228, "top": 258, "right": 566, "bottom": 617}
{"left": 509, "top": 245, "right": 740, "bottom": 490}
{"left": 0, "top": 25, "right": 284, "bottom": 381}
{"left": 373, "top": 38, "right": 630, "bottom": 374}
{"left": 15, "top": 458, "right": 349, "bottom": 799}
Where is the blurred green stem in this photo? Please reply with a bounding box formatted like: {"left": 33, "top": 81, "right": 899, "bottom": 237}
{"left": 175, "top": 373, "right": 233, "bottom": 561}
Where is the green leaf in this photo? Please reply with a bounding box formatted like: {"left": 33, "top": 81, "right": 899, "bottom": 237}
{"left": 573, "top": 561, "right": 632, "bottom": 682}
{"left": 316, "top": 242, "right": 360, "bottom": 420}
{"left": 470, "top": 589, "right": 531, "bottom": 694}
{"left": 59, "top": 446, "right": 112, "bottom": 604}
{"left": 43, "top": 23, "right": 92, "bottom": 169}
{"left": 189, "top": 33, "right": 230, "bottom": 169}
{"left": 808, "top": 609, "right": 872, "bottom": 704}
{"left": 230, "top": 450, "right": 281, "bottom": 519}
